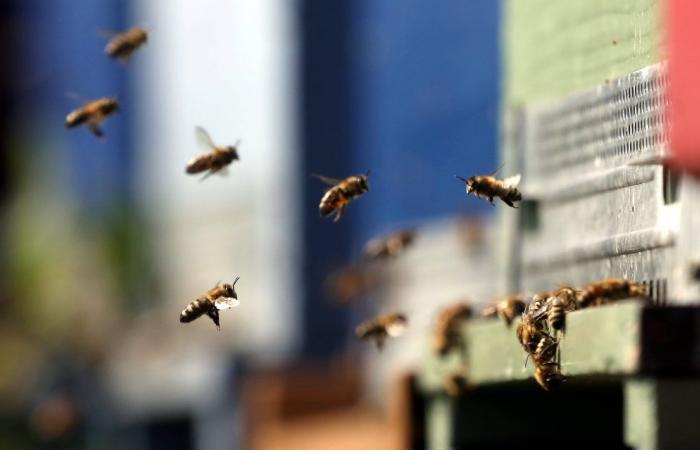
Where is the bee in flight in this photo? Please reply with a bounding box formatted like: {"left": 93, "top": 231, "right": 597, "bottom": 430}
{"left": 186, "top": 127, "right": 240, "bottom": 180}
{"left": 104, "top": 26, "right": 148, "bottom": 62}
{"left": 324, "top": 264, "right": 382, "bottom": 305}
{"left": 433, "top": 302, "right": 472, "bottom": 356}
{"left": 65, "top": 96, "right": 119, "bottom": 139}
{"left": 180, "top": 277, "right": 240, "bottom": 330}
{"left": 455, "top": 168, "right": 522, "bottom": 208}
{"left": 363, "top": 229, "right": 416, "bottom": 261}
{"left": 355, "top": 312, "right": 407, "bottom": 350}
{"left": 313, "top": 172, "right": 370, "bottom": 222}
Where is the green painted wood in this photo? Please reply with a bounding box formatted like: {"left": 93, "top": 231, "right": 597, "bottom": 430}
{"left": 419, "top": 301, "right": 645, "bottom": 391}
{"left": 625, "top": 379, "right": 700, "bottom": 450}
{"left": 505, "top": 0, "right": 663, "bottom": 105}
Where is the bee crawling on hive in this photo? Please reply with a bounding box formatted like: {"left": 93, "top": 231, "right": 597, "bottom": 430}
{"left": 363, "top": 229, "right": 416, "bottom": 261}
{"left": 455, "top": 168, "right": 522, "bottom": 208}
{"left": 180, "top": 277, "right": 240, "bottom": 330}
{"left": 65, "top": 96, "right": 119, "bottom": 139}
{"left": 482, "top": 295, "right": 527, "bottom": 326}
{"left": 517, "top": 291, "right": 568, "bottom": 391}
{"left": 577, "top": 277, "right": 648, "bottom": 308}
{"left": 534, "top": 361, "right": 566, "bottom": 392}
{"left": 313, "top": 172, "right": 370, "bottom": 222}
{"left": 186, "top": 127, "right": 240, "bottom": 180}
{"left": 539, "top": 287, "right": 580, "bottom": 332}
{"left": 516, "top": 312, "right": 546, "bottom": 356}
{"left": 433, "top": 303, "right": 472, "bottom": 356}
{"left": 355, "top": 312, "right": 407, "bottom": 351}
{"left": 103, "top": 26, "right": 148, "bottom": 63}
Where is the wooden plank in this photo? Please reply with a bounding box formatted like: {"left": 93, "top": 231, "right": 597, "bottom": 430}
{"left": 419, "top": 303, "right": 700, "bottom": 392}
{"left": 505, "top": 0, "right": 662, "bottom": 105}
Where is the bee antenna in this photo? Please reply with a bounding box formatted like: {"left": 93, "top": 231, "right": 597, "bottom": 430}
{"left": 455, "top": 175, "right": 468, "bottom": 183}
{"left": 233, "top": 276, "right": 240, "bottom": 287}
{"left": 365, "top": 169, "right": 371, "bottom": 177}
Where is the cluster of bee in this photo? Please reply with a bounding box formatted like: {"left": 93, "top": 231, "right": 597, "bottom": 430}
{"left": 514, "top": 278, "right": 648, "bottom": 391}
{"left": 65, "top": 27, "right": 147, "bottom": 138}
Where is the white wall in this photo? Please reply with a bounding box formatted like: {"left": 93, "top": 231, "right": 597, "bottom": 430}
{"left": 131, "top": 0, "right": 300, "bottom": 363}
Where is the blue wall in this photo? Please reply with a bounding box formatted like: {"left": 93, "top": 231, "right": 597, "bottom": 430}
{"left": 351, "top": 0, "right": 501, "bottom": 242}
{"left": 299, "top": 0, "right": 501, "bottom": 358}
{"left": 24, "top": 0, "right": 130, "bottom": 216}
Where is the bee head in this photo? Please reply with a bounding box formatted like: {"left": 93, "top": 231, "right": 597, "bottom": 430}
{"left": 103, "top": 98, "right": 120, "bottom": 114}
{"left": 226, "top": 146, "right": 240, "bottom": 161}
{"left": 224, "top": 276, "right": 240, "bottom": 299}
{"left": 466, "top": 177, "right": 477, "bottom": 194}
{"left": 358, "top": 174, "right": 370, "bottom": 192}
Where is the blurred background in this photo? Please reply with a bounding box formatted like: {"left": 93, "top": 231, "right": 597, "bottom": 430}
{"left": 0, "top": 0, "right": 500, "bottom": 449}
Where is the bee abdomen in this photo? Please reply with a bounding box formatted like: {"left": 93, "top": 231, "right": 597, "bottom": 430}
{"left": 186, "top": 156, "right": 210, "bottom": 174}
{"left": 548, "top": 301, "right": 565, "bottom": 330}
{"left": 319, "top": 189, "right": 342, "bottom": 216}
{"left": 180, "top": 298, "right": 208, "bottom": 323}
{"left": 65, "top": 110, "right": 89, "bottom": 128}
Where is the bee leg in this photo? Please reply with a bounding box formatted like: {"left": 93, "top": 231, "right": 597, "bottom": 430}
{"left": 199, "top": 169, "right": 217, "bottom": 182}
{"left": 502, "top": 198, "right": 518, "bottom": 208}
{"left": 88, "top": 123, "right": 105, "bottom": 139}
{"left": 374, "top": 336, "right": 385, "bottom": 351}
{"left": 488, "top": 197, "right": 495, "bottom": 206}
{"left": 207, "top": 309, "right": 221, "bottom": 331}
{"left": 333, "top": 207, "right": 345, "bottom": 223}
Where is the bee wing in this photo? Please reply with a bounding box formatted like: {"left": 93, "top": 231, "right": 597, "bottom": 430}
{"left": 386, "top": 321, "right": 407, "bottom": 337}
{"left": 215, "top": 167, "right": 230, "bottom": 177}
{"left": 199, "top": 166, "right": 229, "bottom": 182}
{"left": 488, "top": 164, "right": 504, "bottom": 177}
{"left": 97, "top": 27, "right": 119, "bottom": 39}
{"left": 195, "top": 126, "right": 217, "bottom": 150}
{"left": 214, "top": 297, "right": 240, "bottom": 310}
{"left": 311, "top": 174, "right": 342, "bottom": 186}
{"left": 503, "top": 174, "right": 522, "bottom": 188}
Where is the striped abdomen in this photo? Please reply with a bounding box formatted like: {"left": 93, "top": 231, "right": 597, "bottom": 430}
{"left": 180, "top": 297, "right": 211, "bottom": 323}
{"left": 186, "top": 154, "right": 214, "bottom": 174}
{"left": 319, "top": 187, "right": 345, "bottom": 216}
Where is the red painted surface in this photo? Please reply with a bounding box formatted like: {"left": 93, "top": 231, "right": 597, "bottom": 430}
{"left": 668, "top": 0, "right": 700, "bottom": 176}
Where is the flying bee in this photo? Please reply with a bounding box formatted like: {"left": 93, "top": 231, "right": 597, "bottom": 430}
{"left": 578, "top": 278, "right": 648, "bottom": 308}
{"left": 324, "top": 264, "right": 383, "bottom": 305}
{"left": 533, "top": 362, "right": 566, "bottom": 391}
{"left": 433, "top": 303, "right": 472, "bottom": 356}
{"left": 355, "top": 312, "right": 407, "bottom": 351}
{"left": 482, "top": 295, "right": 527, "bottom": 326}
{"left": 180, "top": 277, "right": 240, "bottom": 330}
{"left": 104, "top": 27, "right": 148, "bottom": 62}
{"left": 313, "top": 172, "right": 370, "bottom": 222}
{"left": 363, "top": 229, "right": 416, "bottom": 261}
{"left": 455, "top": 169, "right": 522, "bottom": 208}
{"left": 186, "top": 127, "right": 240, "bottom": 180}
{"left": 65, "top": 96, "right": 119, "bottom": 139}
{"left": 546, "top": 287, "right": 579, "bottom": 331}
